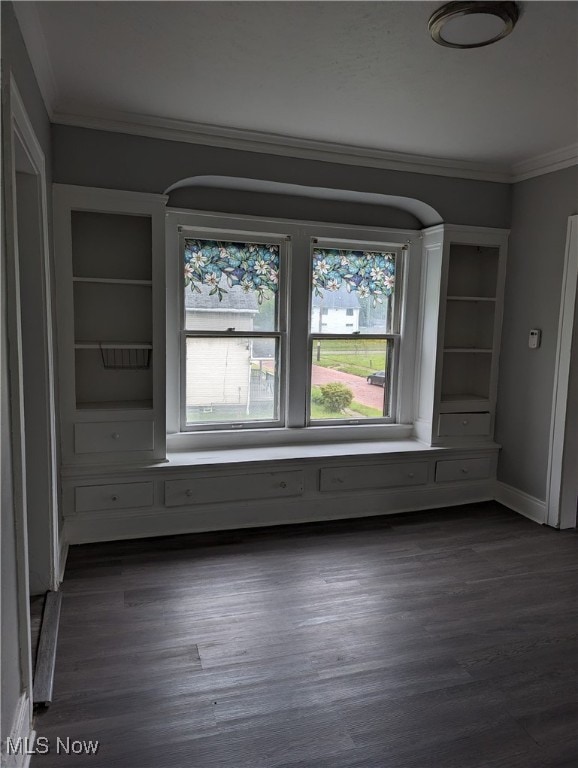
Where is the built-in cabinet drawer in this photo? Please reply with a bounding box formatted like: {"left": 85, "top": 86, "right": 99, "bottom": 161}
{"left": 438, "top": 412, "right": 491, "bottom": 437}
{"left": 164, "top": 470, "right": 304, "bottom": 507}
{"left": 320, "top": 461, "right": 428, "bottom": 493}
{"left": 435, "top": 457, "right": 492, "bottom": 483}
{"left": 75, "top": 482, "right": 154, "bottom": 512}
{"left": 74, "top": 420, "right": 154, "bottom": 454}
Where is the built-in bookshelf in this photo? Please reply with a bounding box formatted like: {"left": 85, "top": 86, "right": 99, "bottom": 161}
{"left": 415, "top": 226, "right": 508, "bottom": 444}
{"left": 54, "top": 185, "right": 167, "bottom": 464}
{"left": 71, "top": 211, "right": 154, "bottom": 410}
{"left": 440, "top": 243, "right": 501, "bottom": 411}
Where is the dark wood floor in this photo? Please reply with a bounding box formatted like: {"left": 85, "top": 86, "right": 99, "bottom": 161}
{"left": 33, "top": 502, "right": 578, "bottom": 768}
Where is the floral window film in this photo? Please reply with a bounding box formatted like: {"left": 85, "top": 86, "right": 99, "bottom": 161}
{"left": 184, "top": 239, "right": 280, "bottom": 303}
{"left": 312, "top": 248, "right": 395, "bottom": 303}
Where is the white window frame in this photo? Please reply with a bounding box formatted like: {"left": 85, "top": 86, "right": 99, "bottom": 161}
{"left": 178, "top": 228, "right": 289, "bottom": 432}
{"left": 166, "top": 209, "right": 421, "bottom": 450}
{"left": 307, "top": 236, "right": 404, "bottom": 427}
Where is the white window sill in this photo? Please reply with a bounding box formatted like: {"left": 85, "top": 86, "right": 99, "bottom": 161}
{"left": 164, "top": 438, "right": 447, "bottom": 470}
{"left": 167, "top": 423, "right": 414, "bottom": 454}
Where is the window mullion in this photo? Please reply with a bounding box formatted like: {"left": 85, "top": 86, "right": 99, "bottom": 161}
{"left": 286, "top": 230, "right": 311, "bottom": 428}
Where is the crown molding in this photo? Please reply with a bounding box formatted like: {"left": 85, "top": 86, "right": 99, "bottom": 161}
{"left": 13, "top": 0, "right": 58, "bottom": 118}
{"left": 511, "top": 143, "right": 578, "bottom": 183}
{"left": 52, "top": 108, "right": 514, "bottom": 184}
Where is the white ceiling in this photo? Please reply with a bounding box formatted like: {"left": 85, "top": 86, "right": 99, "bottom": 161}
{"left": 18, "top": 1, "right": 578, "bottom": 177}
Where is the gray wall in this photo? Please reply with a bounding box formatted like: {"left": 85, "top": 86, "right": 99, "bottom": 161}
{"left": 1, "top": 0, "right": 53, "bottom": 746}
{"left": 52, "top": 124, "right": 511, "bottom": 229}
{"left": 496, "top": 165, "right": 578, "bottom": 500}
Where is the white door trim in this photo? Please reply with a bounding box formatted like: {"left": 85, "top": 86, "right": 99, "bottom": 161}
{"left": 546, "top": 215, "right": 578, "bottom": 528}
{"left": 8, "top": 74, "right": 60, "bottom": 583}
{"left": 2, "top": 70, "right": 34, "bottom": 730}
{"left": 2, "top": 71, "right": 59, "bottom": 718}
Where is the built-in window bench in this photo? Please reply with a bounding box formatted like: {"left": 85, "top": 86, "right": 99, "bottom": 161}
{"left": 60, "top": 439, "right": 499, "bottom": 544}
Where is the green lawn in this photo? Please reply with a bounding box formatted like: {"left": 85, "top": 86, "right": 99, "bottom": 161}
{"left": 311, "top": 340, "right": 388, "bottom": 377}
{"left": 314, "top": 353, "right": 386, "bottom": 377}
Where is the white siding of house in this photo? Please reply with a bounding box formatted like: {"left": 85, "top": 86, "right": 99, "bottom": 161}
{"left": 185, "top": 309, "right": 256, "bottom": 331}
{"left": 311, "top": 306, "right": 360, "bottom": 333}
{"left": 186, "top": 336, "right": 251, "bottom": 407}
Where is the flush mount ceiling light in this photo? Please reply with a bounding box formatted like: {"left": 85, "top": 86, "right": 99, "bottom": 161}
{"left": 428, "top": 2, "right": 519, "bottom": 49}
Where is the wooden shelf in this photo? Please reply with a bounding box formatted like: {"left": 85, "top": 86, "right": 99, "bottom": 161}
{"left": 76, "top": 400, "right": 153, "bottom": 411}
{"left": 446, "top": 296, "right": 496, "bottom": 302}
{"left": 74, "top": 342, "right": 153, "bottom": 349}
{"left": 73, "top": 277, "right": 153, "bottom": 286}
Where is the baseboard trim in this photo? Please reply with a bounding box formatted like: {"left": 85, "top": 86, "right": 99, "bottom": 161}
{"left": 58, "top": 530, "right": 68, "bottom": 583}
{"left": 63, "top": 481, "right": 494, "bottom": 543}
{"left": 494, "top": 481, "right": 547, "bottom": 525}
{"left": 2, "top": 693, "right": 35, "bottom": 768}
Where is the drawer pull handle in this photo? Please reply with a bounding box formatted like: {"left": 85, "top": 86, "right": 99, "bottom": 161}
{"left": 280, "top": 481, "right": 287, "bottom": 489}
{"left": 112, "top": 432, "right": 120, "bottom": 440}
{"left": 111, "top": 495, "right": 119, "bottom": 502}
{"left": 461, "top": 468, "right": 469, "bottom": 474}
{"left": 185, "top": 489, "right": 194, "bottom": 497}
{"left": 407, "top": 472, "right": 415, "bottom": 478}
{"left": 333, "top": 477, "right": 344, "bottom": 484}
{"left": 462, "top": 420, "right": 469, "bottom": 426}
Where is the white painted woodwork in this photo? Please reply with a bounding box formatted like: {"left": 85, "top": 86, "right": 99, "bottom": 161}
{"left": 414, "top": 225, "right": 508, "bottom": 446}
{"left": 546, "top": 215, "right": 578, "bottom": 529}
{"left": 435, "top": 456, "right": 493, "bottom": 483}
{"left": 494, "top": 481, "right": 547, "bottom": 525}
{"left": 438, "top": 412, "right": 491, "bottom": 437}
{"left": 165, "top": 471, "right": 305, "bottom": 507}
{"left": 319, "top": 461, "right": 428, "bottom": 492}
{"left": 74, "top": 420, "right": 154, "bottom": 454}
{"left": 62, "top": 444, "right": 499, "bottom": 543}
{"left": 53, "top": 184, "right": 167, "bottom": 464}
{"left": 75, "top": 482, "right": 154, "bottom": 513}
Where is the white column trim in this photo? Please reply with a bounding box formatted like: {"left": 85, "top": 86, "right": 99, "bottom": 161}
{"left": 546, "top": 215, "right": 578, "bottom": 528}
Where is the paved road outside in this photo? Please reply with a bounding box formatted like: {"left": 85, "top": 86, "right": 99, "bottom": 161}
{"left": 312, "top": 365, "right": 385, "bottom": 409}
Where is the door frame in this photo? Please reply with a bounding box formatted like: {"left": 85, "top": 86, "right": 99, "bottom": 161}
{"left": 546, "top": 215, "right": 578, "bottom": 529}
{"left": 2, "top": 71, "right": 60, "bottom": 712}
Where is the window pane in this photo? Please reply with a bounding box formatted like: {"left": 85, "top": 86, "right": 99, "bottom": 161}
{"left": 310, "top": 338, "right": 391, "bottom": 421}
{"left": 184, "top": 238, "right": 279, "bottom": 332}
{"left": 185, "top": 337, "right": 279, "bottom": 425}
{"left": 311, "top": 247, "right": 397, "bottom": 334}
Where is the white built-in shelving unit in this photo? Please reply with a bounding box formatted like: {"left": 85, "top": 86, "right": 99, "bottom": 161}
{"left": 415, "top": 225, "right": 508, "bottom": 445}
{"left": 54, "top": 185, "right": 167, "bottom": 464}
